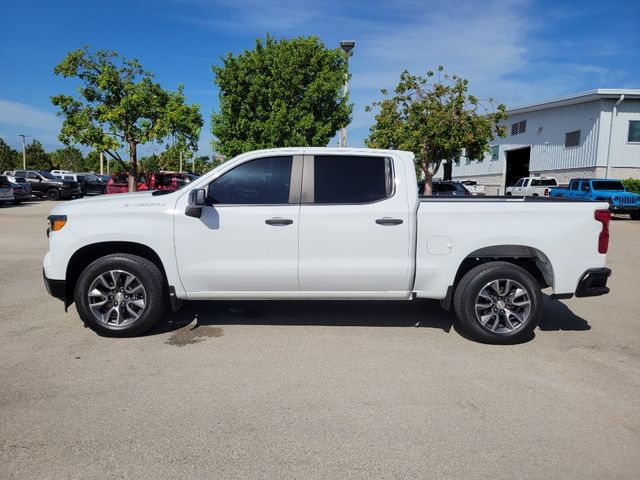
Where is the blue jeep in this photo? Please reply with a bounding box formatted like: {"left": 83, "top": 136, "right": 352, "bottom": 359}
{"left": 550, "top": 179, "right": 640, "bottom": 219}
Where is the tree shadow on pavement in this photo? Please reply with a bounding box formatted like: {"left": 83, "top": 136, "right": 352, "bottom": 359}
{"left": 538, "top": 294, "right": 591, "bottom": 331}
{"left": 148, "top": 299, "right": 456, "bottom": 336}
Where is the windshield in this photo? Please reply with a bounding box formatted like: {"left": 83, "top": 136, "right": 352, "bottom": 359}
{"left": 39, "top": 171, "right": 58, "bottom": 180}
{"left": 593, "top": 181, "right": 625, "bottom": 191}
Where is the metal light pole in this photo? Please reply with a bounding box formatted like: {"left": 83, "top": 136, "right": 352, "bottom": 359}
{"left": 339, "top": 40, "right": 355, "bottom": 148}
{"left": 18, "top": 134, "right": 30, "bottom": 169}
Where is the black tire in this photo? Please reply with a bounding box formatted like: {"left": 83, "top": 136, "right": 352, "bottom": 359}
{"left": 532, "top": 193, "right": 539, "bottom": 197}
{"left": 46, "top": 188, "right": 61, "bottom": 200}
{"left": 630, "top": 212, "right": 640, "bottom": 220}
{"left": 13, "top": 199, "right": 21, "bottom": 205}
{"left": 453, "top": 261, "right": 543, "bottom": 344}
{"left": 505, "top": 192, "right": 512, "bottom": 196}
{"left": 74, "top": 253, "right": 167, "bottom": 337}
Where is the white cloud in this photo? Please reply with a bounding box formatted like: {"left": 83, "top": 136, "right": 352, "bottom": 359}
{"left": 0, "top": 99, "right": 61, "bottom": 133}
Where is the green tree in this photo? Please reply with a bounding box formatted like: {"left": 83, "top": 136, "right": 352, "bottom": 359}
{"left": 0, "top": 138, "right": 21, "bottom": 172}
{"left": 52, "top": 46, "right": 203, "bottom": 191}
{"left": 51, "top": 146, "right": 84, "bottom": 171}
{"left": 83, "top": 150, "right": 102, "bottom": 173}
{"left": 211, "top": 34, "right": 352, "bottom": 157}
{"left": 366, "top": 67, "right": 507, "bottom": 194}
{"left": 139, "top": 154, "right": 160, "bottom": 173}
{"left": 25, "top": 139, "right": 51, "bottom": 170}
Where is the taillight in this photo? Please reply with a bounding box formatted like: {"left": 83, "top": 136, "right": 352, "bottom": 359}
{"left": 594, "top": 209, "right": 610, "bottom": 254}
{"left": 544, "top": 188, "right": 549, "bottom": 196}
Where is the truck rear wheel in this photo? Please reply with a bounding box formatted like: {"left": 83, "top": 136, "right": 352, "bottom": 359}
{"left": 453, "top": 262, "right": 543, "bottom": 344}
{"left": 74, "top": 253, "right": 167, "bottom": 337}
{"left": 630, "top": 212, "right": 640, "bottom": 220}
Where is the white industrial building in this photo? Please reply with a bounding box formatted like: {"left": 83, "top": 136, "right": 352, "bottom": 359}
{"left": 440, "top": 89, "right": 640, "bottom": 194}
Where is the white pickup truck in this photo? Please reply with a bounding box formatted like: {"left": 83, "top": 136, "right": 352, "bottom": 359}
{"left": 43, "top": 148, "right": 612, "bottom": 344}
{"left": 506, "top": 176, "right": 559, "bottom": 197}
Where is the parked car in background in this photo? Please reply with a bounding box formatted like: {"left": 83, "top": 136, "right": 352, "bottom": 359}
{"left": 550, "top": 179, "right": 640, "bottom": 218}
{"left": 12, "top": 170, "right": 81, "bottom": 200}
{"left": 53, "top": 172, "right": 106, "bottom": 196}
{"left": 148, "top": 172, "right": 198, "bottom": 191}
{"left": 51, "top": 170, "right": 71, "bottom": 176}
{"left": 419, "top": 180, "right": 470, "bottom": 196}
{"left": 0, "top": 175, "right": 15, "bottom": 205}
{"left": 105, "top": 173, "right": 149, "bottom": 194}
{"left": 5, "top": 175, "right": 32, "bottom": 204}
{"left": 460, "top": 180, "right": 486, "bottom": 196}
{"left": 506, "top": 177, "right": 558, "bottom": 197}
{"left": 106, "top": 172, "right": 197, "bottom": 194}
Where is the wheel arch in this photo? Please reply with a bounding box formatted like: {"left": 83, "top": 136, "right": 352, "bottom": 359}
{"left": 65, "top": 241, "right": 168, "bottom": 306}
{"left": 441, "top": 244, "right": 554, "bottom": 310}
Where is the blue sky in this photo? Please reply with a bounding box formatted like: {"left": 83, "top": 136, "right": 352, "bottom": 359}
{"left": 1, "top": 0, "right": 638, "bottom": 157}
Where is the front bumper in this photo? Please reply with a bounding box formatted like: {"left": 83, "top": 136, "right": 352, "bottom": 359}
{"left": 609, "top": 205, "right": 640, "bottom": 214}
{"left": 575, "top": 268, "right": 611, "bottom": 298}
{"left": 43, "top": 269, "right": 66, "bottom": 302}
{"left": 13, "top": 191, "right": 31, "bottom": 200}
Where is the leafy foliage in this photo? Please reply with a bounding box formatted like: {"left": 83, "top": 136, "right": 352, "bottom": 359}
{"left": 622, "top": 178, "right": 640, "bottom": 194}
{"left": 51, "top": 46, "right": 203, "bottom": 190}
{"left": 366, "top": 67, "right": 507, "bottom": 194}
{"left": 211, "top": 34, "right": 352, "bottom": 157}
{"left": 0, "top": 138, "right": 21, "bottom": 172}
{"left": 25, "top": 140, "right": 52, "bottom": 170}
{"left": 51, "top": 146, "right": 84, "bottom": 171}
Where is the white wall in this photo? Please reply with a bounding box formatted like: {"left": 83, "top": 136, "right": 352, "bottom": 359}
{"left": 597, "top": 98, "right": 640, "bottom": 169}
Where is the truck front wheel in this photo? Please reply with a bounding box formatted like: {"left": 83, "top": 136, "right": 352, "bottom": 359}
{"left": 46, "top": 188, "right": 60, "bottom": 200}
{"left": 453, "top": 262, "right": 543, "bottom": 344}
{"left": 74, "top": 253, "right": 167, "bottom": 337}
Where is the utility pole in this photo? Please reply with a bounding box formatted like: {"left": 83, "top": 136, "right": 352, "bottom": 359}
{"left": 179, "top": 150, "right": 183, "bottom": 173}
{"left": 18, "top": 134, "right": 30, "bottom": 170}
{"left": 99, "top": 152, "right": 104, "bottom": 175}
{"left": 339, "top": 40, "right": 355, "bottom": 148}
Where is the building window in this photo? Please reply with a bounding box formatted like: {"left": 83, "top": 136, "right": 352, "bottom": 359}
{"left": 510, "top": 120, "right": 526, "bottom": 136}
{"left": 490, "top": 145, "right": 499, "bottom": 161}
{"left": 628, "top": 121, "right": 640, "bottom": 142}
{"left": 565, "top": 130, "right": 580, "bottom": 148}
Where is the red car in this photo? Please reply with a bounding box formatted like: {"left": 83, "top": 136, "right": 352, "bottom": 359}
{"left": 106, "top": 172, "right": 197, "bottom": 194}
{"left": 105, "top": 173, "right": 148, "bottom": 194}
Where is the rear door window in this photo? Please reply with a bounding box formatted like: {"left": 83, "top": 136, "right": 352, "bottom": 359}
{"left": 312, "top": 155, "right": 392, "bottom": 204}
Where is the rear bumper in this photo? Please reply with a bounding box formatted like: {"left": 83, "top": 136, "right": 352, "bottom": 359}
{"left": 575, "top": 268, "right": 611, "bottom": 298}
{"left": 43, "top": 269, "right": 66, "bottom": 302}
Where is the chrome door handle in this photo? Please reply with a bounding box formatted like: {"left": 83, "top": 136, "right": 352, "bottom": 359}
{"left": 376, "top": 218, "right": 403, "bottom": 226}
{"left": 265, "top": 218, "right": 293, "bottom": 226}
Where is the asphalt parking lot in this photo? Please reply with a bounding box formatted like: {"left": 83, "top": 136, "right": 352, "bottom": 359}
{"left": 1, "top": 199, "right": 639, "bottom": 479}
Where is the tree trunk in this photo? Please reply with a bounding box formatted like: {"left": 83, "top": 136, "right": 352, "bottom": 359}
{"left": 128, "top": 142, "right": 138, "bottom": 192}
{"left": 422, "top": 167, "right": 434, "bottom": 196}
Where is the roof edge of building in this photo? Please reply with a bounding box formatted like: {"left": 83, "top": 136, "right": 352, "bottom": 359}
{"left": 508, "top": 88, "right": 640, "bottom": 114}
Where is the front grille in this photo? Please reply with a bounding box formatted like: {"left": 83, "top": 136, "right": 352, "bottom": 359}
{"left": 618, "top": 195, "right": 638, "bottom": 205}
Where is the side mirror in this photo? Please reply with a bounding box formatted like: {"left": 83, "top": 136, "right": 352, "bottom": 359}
{"left": 185, "top": 188, "right": 206, "bottom": 218}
